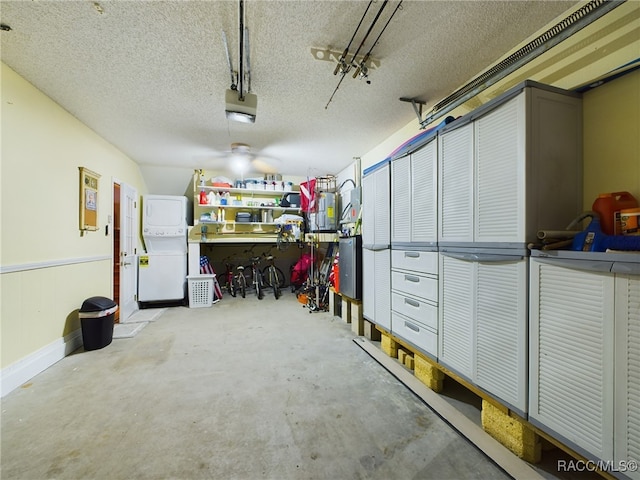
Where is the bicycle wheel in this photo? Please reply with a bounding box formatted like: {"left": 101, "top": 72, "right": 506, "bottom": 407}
{"left": 269, "top": 267, "right": 281, "bottom": 299}
{"left": 228, "top": 274, "right": 236, "bottom": 297}
{"left": 255, "top": 270, "right": 264, "bottom": 300}
{"left": 262, "top": 266, "right": 286, "bottom": 288}
{"left": 236, "top": 273, "right": 246, "bottom": 298}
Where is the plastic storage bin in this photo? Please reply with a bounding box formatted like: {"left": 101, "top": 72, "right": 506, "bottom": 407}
{"left": 188, "top": 275, "right": 215, "bottom": 308}
{"left": 79, "top": 296, "right": 118, "bottom": 351}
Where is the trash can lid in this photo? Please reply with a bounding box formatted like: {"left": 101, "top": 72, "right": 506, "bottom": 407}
{"left": 80, "top": 296, "right": 117, "bottom": 313}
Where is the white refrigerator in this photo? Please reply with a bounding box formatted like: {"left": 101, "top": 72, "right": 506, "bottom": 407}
{"left": 138, "top": 195, "right": 188, "bottom": 303}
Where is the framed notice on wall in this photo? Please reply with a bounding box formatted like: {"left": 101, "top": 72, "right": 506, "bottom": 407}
{"left": 79, "top": 167, "right": 101, "bottom": 232}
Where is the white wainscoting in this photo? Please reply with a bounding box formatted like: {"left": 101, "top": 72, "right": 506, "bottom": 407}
{"left": 1, "top": 329, "right": 83, "bottom": 397}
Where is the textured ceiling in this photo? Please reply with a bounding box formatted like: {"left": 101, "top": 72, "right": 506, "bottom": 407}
{"left": 1, "top": 0, "right": 579, "bottom": 192}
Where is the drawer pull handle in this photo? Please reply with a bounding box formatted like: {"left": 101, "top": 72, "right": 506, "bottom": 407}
{"left": 405, "top": 275, "right": 420, "bottom": 283}
{"left": 405, "top": 298, "right": 420, "bottom": 308}
{"left": 404, "top": 252, "right": 420, "bottom": 258}
{"left": 405, "top": 321, "right": 420, "bottom": 332}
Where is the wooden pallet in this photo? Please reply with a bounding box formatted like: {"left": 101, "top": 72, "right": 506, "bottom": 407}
{"left": 372, "top": 327, "right": 615, "bottom": 479}
{"left": 328, "top": 287, "right": 364, "bottom": 336}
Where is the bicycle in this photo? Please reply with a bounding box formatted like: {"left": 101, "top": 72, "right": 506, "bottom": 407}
{"left": 262, "top": 254, "right": 286, "bottom": 299}
{"left": 223, "top": 261, "right": 236, "bottom": 297}
{"left": 248, "top": 256, "right": 264, "bottom": 300}
{"left": 233, "top": 264, "right": 248, "bottom": 298}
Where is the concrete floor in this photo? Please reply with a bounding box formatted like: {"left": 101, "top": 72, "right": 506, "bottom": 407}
{"left": 1, "top": 293, "right": 545, "bottom": 479}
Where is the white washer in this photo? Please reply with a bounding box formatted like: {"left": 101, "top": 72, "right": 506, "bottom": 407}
{"left": 139, "top": 195, "right": 188, "bottom": 303}
{"left": 138, "top": 252, "right": 187, "bottom": 302}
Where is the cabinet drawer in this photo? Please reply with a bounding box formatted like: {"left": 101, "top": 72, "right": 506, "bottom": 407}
{"left": 392, "top": 311, "right": 438, "bottom": 358}
{"left": 392, "top": 250, "right": 438, "bottom": 274}
{"left": 391, "top": 270, "right": 437, "bottom": 301}
{"left": 391, "top": 292, "right": 437, "bottom": 329}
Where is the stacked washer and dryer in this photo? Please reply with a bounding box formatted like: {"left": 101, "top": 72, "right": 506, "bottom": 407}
{"left": 138, "top": 195, "right": 188, "bottom": 305}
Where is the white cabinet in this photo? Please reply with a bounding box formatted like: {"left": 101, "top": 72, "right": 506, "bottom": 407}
{"left": 529, "top": 252, "right": 640, "bottom": 469}
{"left": 439, "top": 251, "right": 528, "bottom": 414}
{"left": 362, "top": 248, "right": 391, "bottom": 330}
{"left": 439, "top": 253, "right": 474, "bottom": 377}
{"left": 438, "top": 82, "right": 583, "bottom": 247}
{"left": 436, "top": 81, "right": 582, "bottom": 417}
{"left": 615, "top": 274, "right": 640, "bottom": 480}
{"left": 529, "top": 256, "right": 615, "bottom": 461}
{"left": 389, "top": 136, "right": 439, "bottom": 355}
{"left": 391, "top": 138, "right": 438, "bottom": 245}
{"left": 362, "top": 162, "right": 390, "bottom": 248}
{"left": 362, "top": 161, "right": 391, "bottom": 330}
{"left": 391, "top": 250, "right": 439, "bottom": 358}
{"left": 438, "top": 123, "right": 474, "bottom": 243}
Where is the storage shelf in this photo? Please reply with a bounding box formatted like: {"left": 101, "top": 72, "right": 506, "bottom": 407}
{"left": 196, "top": 203, "right": 300, "bottom": 211}
{"left": 193, "top": 173, "right": 301, "bottom": 244}
{"left": 199, "top": 221, "right": 283, "bottom": 226}
{"left": 191, "top": 236, "right": 280, "bottom": 244}
{"left": 198, "top": 185, "right": 297, "bottom": 195}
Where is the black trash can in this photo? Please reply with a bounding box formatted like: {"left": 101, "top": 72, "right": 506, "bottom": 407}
{"left": 79, "top": 296, "right": 118, "bottom": 351}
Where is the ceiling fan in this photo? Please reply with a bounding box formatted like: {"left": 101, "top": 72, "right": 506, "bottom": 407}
{"left": 196, "top": 142, "right": 281, "bottom": 175}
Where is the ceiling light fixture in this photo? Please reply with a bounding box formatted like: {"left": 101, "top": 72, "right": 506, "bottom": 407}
{"left": 223, "top": 0, "right": 257, "bottom": 123}
{"left": 228, "top": 143, "right": 254, "bottom": 174}
{"left": 325, "top": 0, "right": 403, "bottom": 109}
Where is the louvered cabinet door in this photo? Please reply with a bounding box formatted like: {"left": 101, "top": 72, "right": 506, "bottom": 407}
{"left": 391, "top": 155, "right": 411, "bottom": 244}
{"left": 374, "top": 165, "right": 391, "bottom": 247}
{"left": 374, "top": 249, "right": 391, "bottom": 331}
{"left": 411, "top": 140, "right": 437, "bottom": 243}
{"left": 615, "top": 275, "right": 640, "bottom": 480}
{"left": 362, "top": 248, "right": 391, "bottom": 331}
{"left": 439, "top": 123, "right": 474, "bottom": 244}
{"left": 439, "top": 253, "right": 475, "bottom": 379}
{"left": 474, "top": 94, "right": 526, "bottom": 243}
{"left": 529, "top": 259, "right": 615, "bottom": 461}
{"left": 475, "top": 258, "right": 528, "bottom": 414}
{"left": 362, "top": 248, "right": 375, "bottom": 322}
{"left": 362, "top": 174, "right": 375, "bottom": 247}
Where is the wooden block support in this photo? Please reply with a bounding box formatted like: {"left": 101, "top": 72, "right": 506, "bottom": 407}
{"left": 341, "top": 298, "right": 351, "bottom": 324}
{"left": 481, "top": 400, "right": 542, "bottom": 463}
{"left": 350, "top": 301, "right": 364, "bottom": 336}
{"left": 404, "top": 354, "right": 415, "bottom": 370}
{"left": 402, "top": 352, "right": 416, "bottom": 370}
{"left": 398, "top": 348, "right": 408, "bottom": 365}
{"left": 329, "top": 288, "right": 341, "bottom": 318}
{"left": 364, "top": 320, "right": 382, "bottom": 341}
{"left": 397, "top": 348, "right": 415, "bottom": 370}
{"left": 380, "top": 332, "right": 398, "bottom": 358}
{"left": 414, "top": 355, "right": 444, "bottom": 393}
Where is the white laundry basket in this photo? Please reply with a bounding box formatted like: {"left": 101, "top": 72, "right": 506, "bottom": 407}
{"left": 187, "top": 275, "right": 215, "bottom": 308}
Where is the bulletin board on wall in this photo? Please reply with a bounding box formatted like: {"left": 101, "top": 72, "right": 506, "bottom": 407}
{"left": 79, "top": 167, "right": 101, "bottom": 232}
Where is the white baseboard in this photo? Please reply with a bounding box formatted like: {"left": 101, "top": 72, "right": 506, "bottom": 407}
{"left": 1, "top": 330, "right": 83, "bottom": 397}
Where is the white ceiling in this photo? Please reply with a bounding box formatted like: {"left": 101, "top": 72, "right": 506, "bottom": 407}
{"left": 1, "top": 0, "right": 580, "bottom": 194}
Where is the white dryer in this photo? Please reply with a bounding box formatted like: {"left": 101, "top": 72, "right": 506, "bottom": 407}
{"left": 139, "top": 195, "right": 188, "bottom": 303}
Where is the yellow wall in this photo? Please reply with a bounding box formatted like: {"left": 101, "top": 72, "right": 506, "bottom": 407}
{"left": 583, "top": 68, "right": 640, "bottom": 208}
{"left": 1, "top": 63, "right": 147, "bottom": 368}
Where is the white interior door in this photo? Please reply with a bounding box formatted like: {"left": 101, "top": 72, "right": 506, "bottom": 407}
{"left": 119, "top": 182, "right": 139, "bottom": 321}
